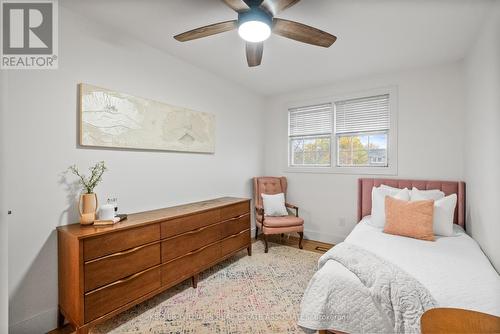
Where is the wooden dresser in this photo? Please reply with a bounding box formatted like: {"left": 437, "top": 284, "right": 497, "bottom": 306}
{"left": 57, "top": 197, "right": 251, "bottom": 334}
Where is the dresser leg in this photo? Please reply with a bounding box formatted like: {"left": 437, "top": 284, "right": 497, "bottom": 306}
{"left": 191, "top": 274, "right": 198, "bottom": 288}
{"left": 247, "top": 245, "right": 252, "bottom": 256}
{"left": 57, "top": 307, "right": 65, "bottom": 328}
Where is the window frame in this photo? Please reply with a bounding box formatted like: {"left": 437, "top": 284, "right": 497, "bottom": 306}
{"left": 289, "top": 134, "right": 332, "bottom": 167}
{"left": 336, "top": 131, "right": 389, "bottom": 168}
{"left": 285, "top": 86, "right": 398, "bottom": 175}
{"left": 288, "top": 102, "right": 333, "bottom": 168}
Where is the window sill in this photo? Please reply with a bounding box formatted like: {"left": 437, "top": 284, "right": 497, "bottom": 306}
{"left": 284, "top": 165, "right": 397, "bottom": 175}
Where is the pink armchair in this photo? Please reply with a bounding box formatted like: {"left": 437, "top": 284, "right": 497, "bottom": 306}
{"left": 253, "top": 177, "right": 304, "bottom": 253}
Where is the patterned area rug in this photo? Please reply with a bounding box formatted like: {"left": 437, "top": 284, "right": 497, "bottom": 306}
{"left": 92, "top": 240, "right": 321, "bottom": 334}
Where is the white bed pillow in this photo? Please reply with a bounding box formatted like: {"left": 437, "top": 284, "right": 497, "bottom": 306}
{"left": 261, "top": 193, "right": 288, "bottom": 217}
{"left": 379, "top": 184, "right": 402, "bottom": 191}
{"left": 370, "top": 187, "right": 410, "bottom": 228}
{"left": 412, "top": 192, "right": 457, "bottom": 236}
{"left": 410, "top": 187, "right": 445, "bottom": 201}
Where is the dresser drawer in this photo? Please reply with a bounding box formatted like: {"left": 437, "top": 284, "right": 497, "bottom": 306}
{"left": 161, "top": 242, "right": 220, "bottom": 287}
{"left": 220, "top": 202, "right": 249, "bottom": 221}
{"left": 84, "top": 267, "right": 161, "bottom": 322}
{"left": 84, "top": 242, "right": 161, "bottom": 292}
{"left": 161, "top": 209, "right": 220, "bottom": 238}
{"left": 161, "top": 223, "right": 222, "bottom": 262}
{"left": 84, "top": 224, "right": 160, "bottom": 261}
{"left": 221, "top": 229, "right": 250, "bottom": 257}
{"left": 222, "top": 213, "right": 250, "bottom": 238}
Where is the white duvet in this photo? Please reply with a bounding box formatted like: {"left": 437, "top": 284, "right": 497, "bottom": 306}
{"left": 299, "top": 217, "right": 500, "bottom": 333}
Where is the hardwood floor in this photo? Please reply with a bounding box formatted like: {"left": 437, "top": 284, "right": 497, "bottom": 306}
{"left": 47, "top": 236, "right": 334, "bottom": 334}
{"left": 47, "top": 324, "right": 75, "bottom": 334}
{"left": 256, "top": 234, "right": 334, "bottom": 254}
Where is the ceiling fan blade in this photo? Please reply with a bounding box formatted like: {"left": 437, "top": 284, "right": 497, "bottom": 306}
{"left": 174, "top": 20, "right": 238, "bottom": 42}
{"left": 273, "top": 18, "right": 337, "bottom": 48}
{"left": 261, "top": 0, "right": 301, "bottom": 16}
{"left": 221, "top": 0, "right": 249, "bottom": 12}
{"left": 246, "top": 42, "right": 264, "bottom": 67}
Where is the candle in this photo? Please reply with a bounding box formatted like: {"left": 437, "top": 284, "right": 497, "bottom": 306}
{"left": 99, "top": 204, "right": 115, "bottom": 220}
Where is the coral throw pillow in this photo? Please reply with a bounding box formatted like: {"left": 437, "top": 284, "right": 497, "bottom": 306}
{"left": 384, "top": 196, "right": 435, "bottom": 241}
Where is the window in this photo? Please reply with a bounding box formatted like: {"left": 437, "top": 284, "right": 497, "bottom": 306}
{"left": 287, "top": 88, "right": 396, "bottom": 174}
{"left": 288, "top": 103, "right": 333, "bottom": 167}
{"left": 335, "top": 94, "right": 390, "bottom": 167}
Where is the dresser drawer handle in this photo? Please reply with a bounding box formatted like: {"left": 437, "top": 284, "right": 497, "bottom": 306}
{"left": 182, "top": 224, "right": 212, "bottom": 235}
{"left": 163, "top": 238, "right": 218, "bottom": 264}
{"left": 177, "top": 241, "right": 214, "bottom": 259}
{"left": 164, "top": 213, "right": 249, "bottom": 241}
{"left": 223, "top": 212, "right": 250, "bottom": 222}
{"left": 226, "top": 213, "right": 248, "bottom": 222}
{"left": 85, "top": 241, "right": 159, "bottom": 264}
{"left": 85, "top": 266, "right": 156, "bottom": 295}
{"left": 226, "top": 229, "right": 249, "bottom": 239}
{"left": 184, "top": 213, "right": 248, "bottom": 232}
{"left": 163, "top": 224, "right": 215, "bottom": 241}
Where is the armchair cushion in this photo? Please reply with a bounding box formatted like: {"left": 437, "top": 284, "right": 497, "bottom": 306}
{"left": 257, "top": 215, "right": 304, "bottom": 228}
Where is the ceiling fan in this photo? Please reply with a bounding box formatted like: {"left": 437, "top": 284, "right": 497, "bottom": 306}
{"left": 174, "top": 0, "right": 337, "bottom": 67}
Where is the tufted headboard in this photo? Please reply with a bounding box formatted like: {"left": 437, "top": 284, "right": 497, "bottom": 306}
{"left": 358, "top": 178, "right": 466, "bottom": 228}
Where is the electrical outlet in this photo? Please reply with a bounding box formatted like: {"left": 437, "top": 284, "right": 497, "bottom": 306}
{"left": 339, "top": 217, "right": 346, "bottom": 227}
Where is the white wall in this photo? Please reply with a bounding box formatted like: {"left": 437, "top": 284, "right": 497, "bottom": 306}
{"left": 1, "top": 70, "right": 8, "bottom": 334}
{"left": 264, "top": 62, "right": 465, "bottom": 243}
{"left": 6, "top": 2, "right": 498, "bottom": 332}
{"left": 464, "top": 3, "right": 500, "bottom": 272}
{"left": 6, "top": 7, "right": 264, "bottom": 333}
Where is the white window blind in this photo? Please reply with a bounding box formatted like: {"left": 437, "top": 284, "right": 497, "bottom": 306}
{"left": 288, "top": 103, "right": 333, "bottom": 167}
{"left": 335, "top": 94, "right": 389, "bottom": 134}
{"left": 289, "top": 103, "right": 333, "bottom": 137}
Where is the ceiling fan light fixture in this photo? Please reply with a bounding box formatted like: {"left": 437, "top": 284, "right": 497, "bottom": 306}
{"left": 238, "top": 21, "right": 271, "bottom": 42}
{"left": 238, "top": 7, "right": 273, "bottom": 43}
{"left": 175, "top": 1, "right": 337, "bottom": 67}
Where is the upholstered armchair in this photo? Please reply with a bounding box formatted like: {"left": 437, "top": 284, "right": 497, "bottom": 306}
{"left": 253, "top": 177, "right": 304, "bottom": 253}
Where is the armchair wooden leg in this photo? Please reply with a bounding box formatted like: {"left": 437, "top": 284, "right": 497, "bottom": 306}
{"left": 255, "top": 226, "right": 259, "bottom": 240}
{"left": 298, "top": 232, "right": 304, "bottom": 249}
{"left": 263, "top": 234, "right": 269, "bottom": 253}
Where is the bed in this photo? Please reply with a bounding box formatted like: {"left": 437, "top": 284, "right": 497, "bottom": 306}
{"left": 298, "top": 178, "right": 500, "bottom": 334}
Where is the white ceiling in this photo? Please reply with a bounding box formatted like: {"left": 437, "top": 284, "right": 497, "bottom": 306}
{"left": 61, "top": 0, "right": 493, "bottom": 96}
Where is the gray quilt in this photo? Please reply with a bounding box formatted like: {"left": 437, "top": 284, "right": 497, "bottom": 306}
{"left": 298, "top": 242, "right": 437, "bottom": 333}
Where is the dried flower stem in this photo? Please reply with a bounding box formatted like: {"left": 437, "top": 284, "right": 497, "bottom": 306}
{"left": 68, "top": 161, "right": 107, "bottom": 194}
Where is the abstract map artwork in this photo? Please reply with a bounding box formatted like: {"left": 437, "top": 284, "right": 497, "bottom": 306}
{"left": 79, "top": 84, "right": 215, "bottom": 153}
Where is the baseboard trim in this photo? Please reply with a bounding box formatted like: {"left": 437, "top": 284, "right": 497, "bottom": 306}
{"left": 253, "top": 225, "right": 345, "bottom": 245}
{"left": 302, "top": 229, "right": 346, "bottom": 245}
{"left": 9, "top": 307, "right": 57, "bottom": 334}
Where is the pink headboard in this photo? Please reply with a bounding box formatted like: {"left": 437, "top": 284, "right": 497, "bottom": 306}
{"left": 358, "top": 178, "right": 466, "bottom": 228}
